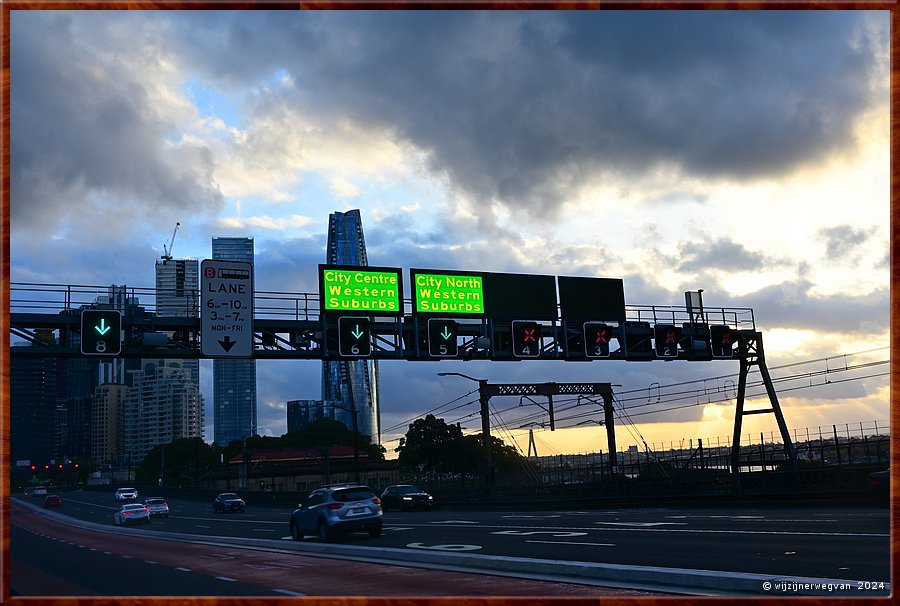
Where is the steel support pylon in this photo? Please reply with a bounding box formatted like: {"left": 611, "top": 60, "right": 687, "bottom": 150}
{"left": 730, "top": 331, "right": 797, "bottom": 489}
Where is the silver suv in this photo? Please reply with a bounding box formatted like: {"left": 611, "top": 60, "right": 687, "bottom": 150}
{"left": 289, "top": 484, "right": 382, "bottom": 542}
{"left": 114, "top": 487, "right": 138, "bottom": 502}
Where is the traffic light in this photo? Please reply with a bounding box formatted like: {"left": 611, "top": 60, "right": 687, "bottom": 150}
{"left": 80, "top": 309, "right": 122, "bottom": 356}
{"left": 511, "top": 321, "right": 542, "bottom": 358}
{"left": 710, "top": 325, "right": 736, "bottom": 358}
{"left": 337, "top": 316, "right": 371, "bottom": 357}
{"left": 427, "top": 318, "right": 458, "bottom": 358}
{"left": 654, "top": 324, "right": 681, "bottom": 359}
{"left": 583, "top": 323, "right": 612, "bottom": 358}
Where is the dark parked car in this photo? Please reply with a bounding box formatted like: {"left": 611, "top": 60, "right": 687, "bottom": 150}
{"left": 380, "top": 484, "right": 434, "bottom": 511}
{"left": 289, "top": 484, "right": 382, "bottom": 542}
{"left": 213, "top": 493, "right": 245, "bottom": 513}
{"left": 43, "top": 494, "right": 62, "bottom": 508}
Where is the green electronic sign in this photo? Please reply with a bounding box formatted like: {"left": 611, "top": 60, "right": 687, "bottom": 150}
{"left": 411, "top": 269, "right": 485, "bottom": 316}
{"left": 319, "top": 265, "right": 402, "bottom": 314}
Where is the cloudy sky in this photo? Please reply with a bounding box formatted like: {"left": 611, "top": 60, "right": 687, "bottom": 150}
{"left": 8, "top": 10, "right": 890, "bottom": 457}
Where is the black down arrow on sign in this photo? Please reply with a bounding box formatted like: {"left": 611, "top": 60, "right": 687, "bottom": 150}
{"left": 218, "top": 336, "right": 237, "bottom": 352}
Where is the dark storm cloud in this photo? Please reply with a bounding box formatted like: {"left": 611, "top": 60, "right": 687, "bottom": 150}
{"left": 818, "top": 225, "right": 876, "bottom": 261}
{"left": 732, "top": 280, "right": 887, "bottom": 336}
{"left": 10, "top": 12, "right": 224, "bottom": 236}
{"left": 168, "top": 11, "right": 884, "bottom": 218}
{"left": 674, "top": 238, "right": 777, "bottom": 273}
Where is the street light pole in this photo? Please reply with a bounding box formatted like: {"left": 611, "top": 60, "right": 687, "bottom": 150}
{"left": 437, "top": 372, "right": 492, "bottom": 499}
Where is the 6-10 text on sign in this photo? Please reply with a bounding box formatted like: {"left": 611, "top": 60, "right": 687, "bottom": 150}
{"left": 201, "top": 260, "right": 254, "bottom": 358}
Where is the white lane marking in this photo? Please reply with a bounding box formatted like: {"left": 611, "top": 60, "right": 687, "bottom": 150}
{"left": 263, "top": 561, "right": 311, "bottom": 569}
{"left": 492, "top": 530, "right": 587, "bottom": 537}
{"left": 501, "top": 514, "right": 562, "bottom": 519}
{"left": 177, "top": 516, "right": 284, "bottom": 525}
{"left": 730, "top": 516, "right": 766, "bottom": 519}
{"left": 252, "top": 528, "right": 277, "bottom": 532}
{"left": 383, "top": 527, "right": 414, "bottom": 532}
{"left": 594, "top": 522, "right": 687, "bottom": 527}
{"left": 103, "top": 551, "right": 112, "bottom": 555}
{"left": 199, "top": 553, "right": 235, "bottom": 560}
{"left": 397, "top": 522, "right": 888, "bottom": 538}
{"left": 195, "top": 525, "right": 212, "bottom": 529}
{"left": 407, "top": 542, "right": 482, "bottom": 552}
{"left": 431, "top": 520, "right": 479, "bottom": 524}
{"left": 144, "top": 561, "right": 158, "bottom": 565}
{"left": 121, "top": 555, "right": 132, "bottom": 559}
{"left": 215, "top": 576, "right": 238, "bottom": 582}
{"left": 527, "top": 540, "right": 615, "bottom": 547}
{"left": 274, "top": 589, "right": 307, "bottom": 596}
{"left": 175, "top": 567, "right": 192, "bottom": 572}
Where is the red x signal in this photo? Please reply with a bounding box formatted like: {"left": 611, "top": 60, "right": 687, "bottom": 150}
{"left": 524, "top": 329, "right": 537, "bottom": 343}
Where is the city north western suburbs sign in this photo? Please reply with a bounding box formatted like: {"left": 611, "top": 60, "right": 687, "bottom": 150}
{"left": 412, "top": 270, "right": 485, "bottom": 315}
{"left": 201, "top": 259, "right": 254, "bottom": 357}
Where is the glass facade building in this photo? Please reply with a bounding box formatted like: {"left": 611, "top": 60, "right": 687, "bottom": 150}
{"left": 212, "top": 237, "right": 257, "bottom": 446}
{"left": 322, "top": 210, "right": 381, "bottom": 444}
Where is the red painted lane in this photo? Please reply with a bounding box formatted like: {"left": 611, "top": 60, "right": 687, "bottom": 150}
{"left": 11, "top": 501, "right": 654, "bottom": 597}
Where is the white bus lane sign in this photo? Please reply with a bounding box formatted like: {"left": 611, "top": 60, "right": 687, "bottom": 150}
{"left": 201, "top": 260, "right": 254, "bottom": 357}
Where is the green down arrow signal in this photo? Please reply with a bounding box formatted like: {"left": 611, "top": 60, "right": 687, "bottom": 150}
{"left": 351, "top": 325, "right": 364, "bottom": 340}
{"left": 95, "top": 319, "right": 112, "bottom": 336}
{"left": 441, "top": 326, "right": 453, "bottom": 340}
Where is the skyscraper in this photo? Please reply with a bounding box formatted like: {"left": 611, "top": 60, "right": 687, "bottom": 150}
{"left": 155, "top": 257, "right": 200, "bottom": 386}
{"left": 323, "top": 210, "right": 381, "bottom": 444}
{"left": 212, "top": 237, "right": 257, "bottom": 446}
{"left": 10, "top": 330, "right": 59, "bottom": 466}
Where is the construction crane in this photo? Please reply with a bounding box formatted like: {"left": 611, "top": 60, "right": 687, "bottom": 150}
{"left": 161, "top": 222, "right": 180, "bottom": 261}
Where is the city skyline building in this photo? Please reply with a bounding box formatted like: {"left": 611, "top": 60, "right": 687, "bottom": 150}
{"left": 10, "top": 329, "right": 59, "bottom": 466}
{"left": 155, "top": 257, "right": 201, "bottom": 385}
{"left": 91, "top": 383, "right": 127, "bottom": 465}
{"left": 212, "top": 237, "right": 257, "bottom": 446}
{"left": 123, "top": 359, "right": 204, "bottom": 463}
{"left": 286, "top": 399, "right": 324, "bottom": 434}
{"left": 323, "top": 210, "right": 381, "bottom": 444}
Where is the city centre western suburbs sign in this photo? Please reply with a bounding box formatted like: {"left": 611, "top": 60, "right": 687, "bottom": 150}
{"left": 319, "top": 265, "right": 403, "bottom": 314}
{"left": 411, "top": 269, "right": 485, "bottom": 315}
{"left": 201, "top": 259, "right": 254, "bottom": 357}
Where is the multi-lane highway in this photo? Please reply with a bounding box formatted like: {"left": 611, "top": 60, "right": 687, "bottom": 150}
{"left": 11, "top": 490, "right": 891, "bottom": 597}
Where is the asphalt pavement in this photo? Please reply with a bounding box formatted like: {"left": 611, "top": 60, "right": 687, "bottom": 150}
{"left": 10, "top": 490, "right": 891, "bottom": 596}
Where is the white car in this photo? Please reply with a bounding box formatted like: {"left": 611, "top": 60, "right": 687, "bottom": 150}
{"left": 143, "top": 497, "right": 170, "bottom": 517}
{"left": 114, "top": 503, "right": 150, "bottom": 525}
{"left": 114, "top": 487, "right": 138, "bottom": 502}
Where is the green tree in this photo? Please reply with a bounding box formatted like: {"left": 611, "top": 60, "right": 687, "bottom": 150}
{"left": 139, "top": 437, "right": 219, "bottom": 487}
{"left": 395, "top": 414, "right": 466, "bottom": 474}
{"left": 396, "top": 415, "right": 526, "bottom": 476}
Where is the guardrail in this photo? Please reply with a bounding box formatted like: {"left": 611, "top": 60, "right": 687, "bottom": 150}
{"left": 11, "top": 282, "right": 757, "bottom": 329}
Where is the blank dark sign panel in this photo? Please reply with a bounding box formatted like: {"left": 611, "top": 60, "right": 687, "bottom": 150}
{"left": 483, "top": 272, "right": 558, "bottom": 320}
{"left": 557, "top": 276, "right": 626, "bottom": 322}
